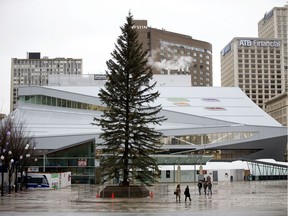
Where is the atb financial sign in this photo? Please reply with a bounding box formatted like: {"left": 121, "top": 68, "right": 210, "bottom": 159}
{"left": 238, "top": 39, "right": 281, "bottom": 48}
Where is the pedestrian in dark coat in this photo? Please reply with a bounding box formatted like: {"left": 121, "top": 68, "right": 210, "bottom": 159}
{"left": 184, "top": 185, "right": 191, "bottom": 201}
{"left": 207, "top": 182, "right": 213, "bottom": 195}
{"left": 197, "top": 181, "right": 202, "bottom": 195}
{"left": 203, "top": 181, "right": 208, "bottom": 195}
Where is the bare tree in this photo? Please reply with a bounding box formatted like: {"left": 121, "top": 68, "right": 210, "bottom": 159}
{"left": 0, "top": 114, "right": 35, "bottom": 195}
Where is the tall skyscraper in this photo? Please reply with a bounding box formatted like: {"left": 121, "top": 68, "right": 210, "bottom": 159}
{"left": 10, "top": 52, "right": 82, "bottom": 111}
{"left": 221, "top": 5, "right": 287, "bottom": 111}
{"left": 258, "top": 5, "right": 288, "bottom": 92}
{"left": 133, "top": 20, "right": 213, "bottom": 86}
{"left": 221, "top": 37, "right": 283, "bottom": 109}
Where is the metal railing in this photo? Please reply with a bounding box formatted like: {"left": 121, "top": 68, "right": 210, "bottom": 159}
{"left": 76, "top": 184, "right": 169, "bottom": 200}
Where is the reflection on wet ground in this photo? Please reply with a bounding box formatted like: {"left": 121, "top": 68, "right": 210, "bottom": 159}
{"left": 0, "top": 180, "right": 287, "bottom": 216}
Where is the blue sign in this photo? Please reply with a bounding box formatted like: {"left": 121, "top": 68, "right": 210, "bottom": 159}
{"left": 221, "top": 43, "right": 231, "bottom": 56}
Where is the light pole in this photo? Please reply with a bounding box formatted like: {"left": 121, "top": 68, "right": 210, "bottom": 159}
{"left": 1, "top": 155, "right": 4, "bottom": 196}
{"left": 14, "top": 155, "right": 22, "bottom": 193}
{"left": 17, "top": 144, "right": 31, "bottom": 191}
{"left": 8, "top": 156, "right": 13, "bottom": 194}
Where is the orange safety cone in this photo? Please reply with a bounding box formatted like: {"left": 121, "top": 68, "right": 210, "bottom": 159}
{"left": 111, "top": 192, "right": 115, "bottom": 199}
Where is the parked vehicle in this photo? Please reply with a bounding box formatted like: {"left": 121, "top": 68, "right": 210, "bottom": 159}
{"left": 26, "top": 174, "right": 49, "bottom": 188}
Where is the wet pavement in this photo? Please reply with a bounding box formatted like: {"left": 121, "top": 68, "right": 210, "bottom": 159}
{"left": 0, "top": 180, "right": 287, "bottom": 216}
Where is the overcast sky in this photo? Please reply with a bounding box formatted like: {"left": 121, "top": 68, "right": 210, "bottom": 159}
{"left": 0, "top": 0, "right": 285, "bottom": 114}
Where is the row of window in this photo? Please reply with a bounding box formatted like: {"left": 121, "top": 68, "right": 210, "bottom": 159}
{"left": 194, "top": 70, "right": 210, "bottom": 76}
{"left": 160, "top": 132, "right": 256, "bottom": 146}
{"left": 160, "top": 40, "right": 212, "bottom": 55}
{"left": 238, "top": 74, "right": 282, "bottom": 79}
{"left": 240, "top": 85, "right": 282, "bottom": 91}
{"left": 14, "top": 64, "right": 81, "bottom": 68}
{"left": 238, "top": 69, "right": 282, "bottom": 74}
{"left": 14, "top": 60, "right": 82, "bottom": 64}
{"left": 162, "top": 51, "right": 211, "bottom": 61}
{"left": 19, "top": 95, "right": 107, "bottom": 111}
{"left": 193, "top": 82, "right": 210, "bottom": 86}
{"left": 193, "top": 76, "right": 210, "bottom": 81}
{"left": 238, "top": 64, "right": 281, "bottom": 69}
{"left": 239, "top": 80, "right": 282, "bottom": 85}
{"left": 238, "top": 59, "right": 281, "bottom": 64}
{"left": 238, "top": 54, "right": 281, "bottom": 59}
{"left": 238, "top": 49, "right": 281, "bottom": 54}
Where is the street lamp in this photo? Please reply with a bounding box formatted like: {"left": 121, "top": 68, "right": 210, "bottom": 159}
{"left": 8, "top": 156, "right": 13, "bottom": 193}
{"left": 1, "top": 155, "right": 4, "bottom": 196}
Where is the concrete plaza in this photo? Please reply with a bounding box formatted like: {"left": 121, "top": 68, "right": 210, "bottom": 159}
{"left": 0, "top": 180, "right": 287, "bottom": 216}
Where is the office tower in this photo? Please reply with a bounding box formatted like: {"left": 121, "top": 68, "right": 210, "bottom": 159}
{"left": 258, "top": 5, "right": 288, "bottom": 92}
{"left": 221, "top": 37, "right": 282, "bottom": 109}
{"left": 133, "top": 20, "right": 213, "bottom": 86}
{"left": 10, "top": 52, "right": 82, "bottom": 111}
{"left": 257, "top": 5, "right": 288, "bottom": 126}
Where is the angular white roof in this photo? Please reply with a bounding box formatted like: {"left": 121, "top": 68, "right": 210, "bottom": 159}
{"left": 43, "top": 85, "right": 280, "bottom": 127}
{"left": 14, "top": 85, "right": 286, "bottom": 150}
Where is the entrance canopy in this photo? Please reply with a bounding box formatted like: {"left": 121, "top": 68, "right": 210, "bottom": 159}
{"left": 154, "top": 154, "right": 213, "bottom": 165}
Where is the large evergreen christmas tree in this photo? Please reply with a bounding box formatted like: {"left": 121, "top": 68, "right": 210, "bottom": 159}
{"left": 93, "top": 13, "right": 166, "bottom": 186}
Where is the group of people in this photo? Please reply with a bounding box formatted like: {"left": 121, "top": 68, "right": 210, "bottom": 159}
{"left": 175, "top": 184, "right": 191, "bottom": 202}
{"left": 174, "top": 179, "right": 212, "bottom": 202}
{"left": 197, "top": 179, "right": 212, "bottom": 195}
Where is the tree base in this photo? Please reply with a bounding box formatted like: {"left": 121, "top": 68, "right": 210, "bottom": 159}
{"left": 100, "top": 185, "right": 150, "bottom": 198}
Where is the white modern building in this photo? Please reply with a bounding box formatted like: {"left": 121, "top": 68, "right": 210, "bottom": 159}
{"left": 10, "top": 82, "right": 287, "bottom": 183}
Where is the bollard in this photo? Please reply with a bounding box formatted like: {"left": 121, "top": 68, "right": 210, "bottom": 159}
{"left": 111, "top": 192, "right": 115, "bottom": 199}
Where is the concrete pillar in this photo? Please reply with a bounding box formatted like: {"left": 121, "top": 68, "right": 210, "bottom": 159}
{"left": 177, "top": 165, "right": 181, "bottom": 184}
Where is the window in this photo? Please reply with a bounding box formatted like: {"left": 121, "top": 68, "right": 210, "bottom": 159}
{"left": 166, "top": 170, "right": 170, "bottom": 178}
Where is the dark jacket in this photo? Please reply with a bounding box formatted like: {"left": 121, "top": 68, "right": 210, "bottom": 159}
{"left": 184, "top": 187, "right": 190, "bottom": 196}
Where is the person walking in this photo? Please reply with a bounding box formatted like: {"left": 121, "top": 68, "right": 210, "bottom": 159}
{"left": 203, "top": 181, "right": 208, "bottom": 195}
{"left": 197, "top": 181, "right": 202, "bottom": 195}
{"left": 175, "top": 184, "right": 181, "bottom": 202}
{"left": 184, "top": 185, "right": 191, "bottom": 201}
{"left": 207, "top": 181, "right": 213, "bottom": 195}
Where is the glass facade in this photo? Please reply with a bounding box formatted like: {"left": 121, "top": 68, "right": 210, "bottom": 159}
{"left": 160, "top": 132, "right": 256, "bottom": 146}
{"left": 33, "top": 140, "right": 95, "bottom": 184}
{"left": 19, "top": 95, "right": 107, "bottom": 111}
{"left": 160, "top": 132, "right": 258, "bottom": 160}
{"left": 247, "top": 160, "right": 288, "bottom": 180}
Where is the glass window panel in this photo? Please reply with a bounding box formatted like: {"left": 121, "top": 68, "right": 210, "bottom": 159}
{"left": 35, "top": 95, "right": 42, "bottom": 104}
{"left": 47, "top": 96, "right": 52, "bottom": 106}
{"left": 67, "top": 100, "right": 71, "bottom": 108}
{"left": 52, "top": 97, "right": 56, "bottom": 106}
{"left": 42, "top": 95, "right": 47, "bottom": 105}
